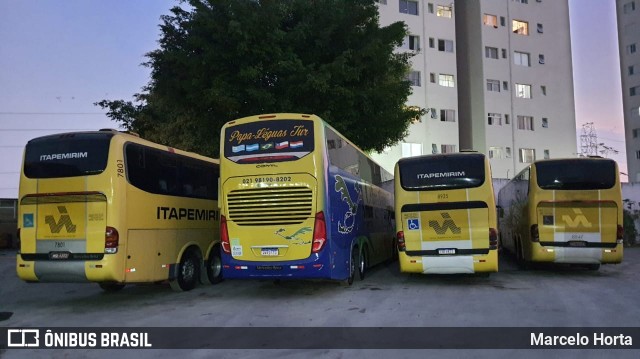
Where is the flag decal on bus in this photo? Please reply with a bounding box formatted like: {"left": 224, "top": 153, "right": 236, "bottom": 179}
{"left": 290, "top": 141, "right": 303, "bottom": 149}
{"left": 246, "top": 144, "right": 259, "bottom": 152}
{"left": 232, "top": 145, "right": 246, "bottom": 153}
{"left": 276, "top": 141, "right": 289, "bottom": 149}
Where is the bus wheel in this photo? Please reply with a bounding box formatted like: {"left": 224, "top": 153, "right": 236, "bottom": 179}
{"left": 586, "top": 264, "right": 600, "bottom": 271}
{"left": 358, "top": 247, "right": 367, "bottom": 281}
{"left": 171, "top": 250, "right": 199, "bottom": 291}
{"left": 99, "top": 282, "right": 125, "bottom": 292}
{"left": 342, "top": 246, "right": 357, "bottom": 286}
{"left": 206, "top": 245, "right": 223, "bottom": 284}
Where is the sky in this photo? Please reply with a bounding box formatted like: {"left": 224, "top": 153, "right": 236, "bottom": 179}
{"left": 0, "top": 0, "right": 628, "bottom": 198}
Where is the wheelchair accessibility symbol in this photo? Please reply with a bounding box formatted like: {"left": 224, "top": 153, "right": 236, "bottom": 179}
{"left": 407, "top": 218, "right": 420, "bottom": 230}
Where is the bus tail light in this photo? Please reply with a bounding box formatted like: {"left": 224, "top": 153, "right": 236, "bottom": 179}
{"left": 312, "top": 211, "right": 326, "bottom": 253}
{"left": 397, "top": 231, "right": 406, "bottom": 252}
{"left": 489, "top": 228, "right": 498, "bottom": 250}
{"left": 530, "top": 224, "right": 539, "bottom": 242}
{"left": 105, "top": 226, "right": 119, "bottom": 254}
{"left": 221, "top": 215, "right": 230, "bottom": 254}
{"left": 617, "top": 225, "right": 624, "bottom": 243}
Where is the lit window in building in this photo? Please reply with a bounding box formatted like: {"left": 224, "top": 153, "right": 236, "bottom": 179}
{"left": 512, "top": 20, "right": 529, "bottom": 35}
{"left": 438, "top": 74, "right": 455, "bottom": 87}
{"left": 402, "top": 142, "right": 422, "bottom": 157}
{"left": 436, "top": 5, "right": 452, "bottom": 18}
{"left": 515, "top": 83, "right": 532, "bottom": 99}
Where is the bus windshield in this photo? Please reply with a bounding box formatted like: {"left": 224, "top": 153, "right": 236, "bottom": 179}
{"left": 223, "top": 119, "right": 314, "bottom": 164}
{"left": 24, "top": 133, "right": 113, "bottom": 179}
{"left": 536, "top": 159, "right": 616, "bottom": 190}
{"left": 399, "top": 153, "right": 485, "bottom": 190}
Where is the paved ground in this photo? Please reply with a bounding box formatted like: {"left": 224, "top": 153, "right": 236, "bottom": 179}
{"left": 1, "top": 247, "right": 639, "bottom": 358}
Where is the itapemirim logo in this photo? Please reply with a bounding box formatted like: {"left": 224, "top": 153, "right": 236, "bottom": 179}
{"left": 428, "top": 213, "right": 461, "bottom": 235}
{"left": 562, "top": 209, "right": 593, "bottom": 228}
{"left": 44, "top": 206, "right": 77, "bottom": 233}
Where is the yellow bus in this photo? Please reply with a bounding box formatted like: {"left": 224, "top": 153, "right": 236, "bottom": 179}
{"left": 219, "top": 113, "right": 395, "bottom": 284}
{"left": 395, "top": 152, "right": 499, "bottom": 274}
{"left": 497, "top": 157, "right": 623, "bottom": 270}
{"left": 16, "top": 129, "right": 221, "bottom": 291}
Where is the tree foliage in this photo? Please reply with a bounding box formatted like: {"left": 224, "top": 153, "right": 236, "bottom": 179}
{"left": 97, "top": 0, "right": 422, "bottom": 157}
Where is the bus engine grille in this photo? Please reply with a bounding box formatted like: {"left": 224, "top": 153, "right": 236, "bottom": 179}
{"left": 226, "top": 186, "right": 313, "bottom": 226}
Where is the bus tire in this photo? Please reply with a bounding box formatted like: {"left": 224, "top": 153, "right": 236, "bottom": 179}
{"left": 171, "top": 249, "right": 199, "bottom": 292}
{"left": 342, "top": 245, "right": 358, "bottom": 286}
{"left": 358, "top": 246, "right": 368, "bottom": 281}
{"left": 99, "top": 282, "right": 125, "bottom": 292}
{"left": 206, "top": 245, "right": 223, "bottom": 284}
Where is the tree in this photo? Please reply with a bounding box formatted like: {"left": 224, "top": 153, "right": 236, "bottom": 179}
{"left": 97, "top": 0, "right": 422, "bottom": 157}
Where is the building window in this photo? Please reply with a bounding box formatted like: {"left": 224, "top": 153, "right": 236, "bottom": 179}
{"left": 429, "top": 37, "right": 435, "bottom": 48}
{"left": 440, "top": 109, "right": 456, "bottom": 122}
{"left": 430, "top": 73, "right": 436, "bottom": 83}
{"left": 628, "top": 44, "right": 637, "bottom": 54}
{"left": 489, "top": 146, "right": 503, "bottom": 159}
{"left": 400, "top": 0, "right": 419, "bottom": 15}
{"left": 543, "top": 149, "right": 550, "bottom": 159}
{"left": 403, "top": 35, "right": 421, "bottom": 51}
{"left": 519, "top": 148, "right": 536, "bottom": 163}
{"left": 537, "top": 23, "right": 544, "bottom": 33}
{"left": 439, "top": 74, "right": 455, "bottom": 87}
{"left": 375, "top": 0, "right": 387, "bottom": 4}
{"left": 634, "top": 128, "right": 640, "bottom": 138}
{"left": 505, "top": 114, "right": 510, "bottom": 124}
{"left": 500, "top": 16, "right": 506, "bottom": 26}
{"left": 438, "top": 39, "right": 454, "bottom": 52}
{"left": 541, "top": 85, "right": 547, "bottom": 95}
{"left": 487, "top": 79, "right": 500, "bottom": 92}
{"left": 428, "top": 3, "right": 434, "bottom": 13}
{"left": 437, "top": 5, "right": 452, "bottom": 18}
{"left": 624, "top": 1, "right": 636, "bottom": 13}
{"left": 402, "top": 142, "right": 422, "bottom": 157}
{"left": 430, "top": 108, "right": 437, "bottom": 119}
{"left": 513, "top": 0, "right": 529, "bottom": 3}
{"left": 484, "top": 14, "right": 498, "bottom": 27}
{"left": 485, "top": 46, "right": 499, "bottom": 59}
{"left": 636, "top": 150, "right": 640, "bottom": 160}
{"left": 631, "top": 86, "right": 640, "bottom": 96}
{"left": 407, "top": 71, "right": 421, "bottom": 86}
{"left": 539, "top": 54, "right": 545, "bottom": 64}
{"left": 506, "top": 147, "right": 512, "bottom": 158}
{"left": 503, "top": 81, "right": 509, "bottom": 91}
{"left": 542, "top": 117, "right": 548, "bottom": 128}
{"left": 629, "top": 65, "right": 636, "bottom": 76}
{"left": 515, "top": 84, "right": 532, "bottom": 99}
{"left": 517, "top": 115, "right": 534, "bottom": 131}
{"left": 441, "top": 144, "right": 457, "bottom": 153}
{"left": 514, "top": 51, "right": 530, "bottom": 66}
{"left": 512, "top": 20, "right": 529, "bottom": 35}
{"left": 488, "top": 113, "right": 502, "bottom": 125}
{"left": 502, "top": 48, "right": 507, "bottom": 58}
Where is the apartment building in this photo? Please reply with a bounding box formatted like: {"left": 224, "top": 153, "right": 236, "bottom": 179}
{"left": 617, "top": 0, "right": 640, "bottom": 182}
{"left": 372, "top": 0, "right": 578, "bottom": 179}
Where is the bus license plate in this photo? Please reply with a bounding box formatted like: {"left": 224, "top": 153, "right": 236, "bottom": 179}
{"left": 568, "top": 241, "right": 587, "bottom": 247}
{"left": 438, "top": 248, "right": 456, "bottom": 255}
{"left": 261, "top": 248, "right": 279, "bottom": 256}
{"left": 49, "top": 252, "right": 70, "bottom": 260}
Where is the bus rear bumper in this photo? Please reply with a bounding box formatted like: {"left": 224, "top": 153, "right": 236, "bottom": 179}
{"left": 398, "top": 250, "right": 498, "bottom": 274}
{"left": 531, "top": 242, "right": 623, "bottom": 264}
{"left": 16, "top": 254, "right": 122, "bottom": 283}
{"left": 221, "top": 251, "right": 337, "bottom": 280}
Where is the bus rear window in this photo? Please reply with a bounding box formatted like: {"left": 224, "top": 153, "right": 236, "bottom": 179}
{"left": 23, "top": 133, "right": 113, "bottom": 179}
{"left": 399, "top": 154, "right": 486, "bottom": 191}
{"left": 536, "top": 159, "right": 616, "bottom": 190}
{"left": 223, "top": 120, "right": 314, "bottom": 163}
